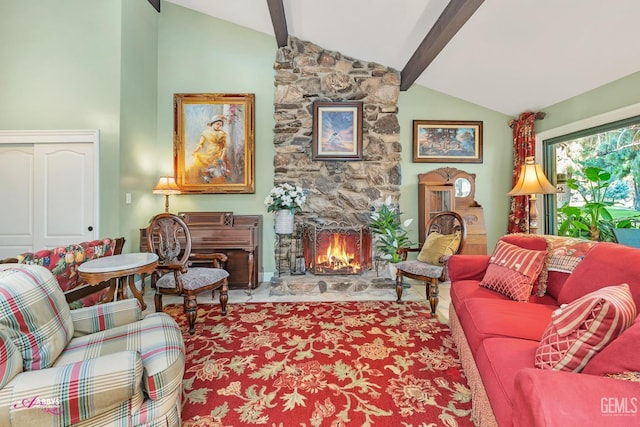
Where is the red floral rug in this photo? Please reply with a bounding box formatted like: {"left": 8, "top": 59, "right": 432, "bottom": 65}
{"left": 166, "top": 300, "right": 473, "bottom": 426}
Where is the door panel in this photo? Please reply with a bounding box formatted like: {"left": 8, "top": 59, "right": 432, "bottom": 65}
{"left": 35, "top": 143, "right": 95, "bottom": 249}
{"left": 0, "top": 130, "right": 97, "bottom": 259}
{"left": 0, "top": 145, "right": 34, "bottom": 258}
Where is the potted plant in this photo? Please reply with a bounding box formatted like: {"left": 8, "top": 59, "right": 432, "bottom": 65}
{"left": 558, "top": 166, "right": 615, "bottom": 241}
{"left": 368, "top": 197, "right": 414, "bottom": 268}
{"left": 264, "top": 183, "right": 306, "bottom": 234}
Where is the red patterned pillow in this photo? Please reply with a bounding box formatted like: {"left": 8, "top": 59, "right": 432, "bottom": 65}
{"left": 535, "top": 283, "right": 637, "bottom": 372}
{"left": 479, "top": 240, "right": 546, "bottom": 302}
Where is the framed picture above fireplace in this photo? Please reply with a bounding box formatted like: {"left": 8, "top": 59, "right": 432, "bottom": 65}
{"left": 312, "top": 101, "right": 363, "bottom": 161}
{"left": 173, "top": 93, "right": 255, "bottom": 193}
{"left": 412, "top": 120, "right": 483, "bottom": 163}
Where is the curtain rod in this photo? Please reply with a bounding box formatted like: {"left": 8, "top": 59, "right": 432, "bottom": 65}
{"left": 508, "top": 111, "right": 546, "bottom": 129}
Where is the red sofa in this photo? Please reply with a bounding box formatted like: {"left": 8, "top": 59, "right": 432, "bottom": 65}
{"left": 448, "top": 234, "right": 640, "bottom": 426}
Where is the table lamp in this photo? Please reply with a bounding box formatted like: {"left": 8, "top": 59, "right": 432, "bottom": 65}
{"left": 507, "top": 156, "right": 558, "bottom": 234}
{"left": 153, "top": 176, "right": 180, "bottom": 213}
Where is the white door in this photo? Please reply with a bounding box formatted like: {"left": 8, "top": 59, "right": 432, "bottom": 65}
{"left": 0, "top": 130, "right": 98, "bottom": 259}
{"left": 34, "top": 143, "right": 96, "bottom": 249}
{"left": 0, "top": 144, "right": 35, "bottom": 257}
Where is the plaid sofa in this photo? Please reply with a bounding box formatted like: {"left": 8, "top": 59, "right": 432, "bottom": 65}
{"left": 0, "top": 264, "right": 185, "bottom": 426}
{"left": 0, "top": 237, "right": 125, "bottom": 309}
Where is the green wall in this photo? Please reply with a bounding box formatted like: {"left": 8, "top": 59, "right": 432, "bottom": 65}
{"left": 120, "top": 0, "right": 159, "bottom": 251}
{"left": 537, "top": 71, "right": 640, "bottom": 133}
{"left": 152, "top": 3, "right": 279, "bottom": 270}
{"left": 2, "top": 0, "right": 639, "bottom": 276}
{"left": 397, "top": 87, "right": 512, "bottom": 252}
{"left": 0, "top": 0, "right": 123, "bottom": 238}
{"left": 150, "top": 3, "right": 513, "bottom": 273}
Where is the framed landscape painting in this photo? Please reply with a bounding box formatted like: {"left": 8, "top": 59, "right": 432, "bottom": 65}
{"left": 312, "top": 101, "right": 363, "bottom": 161}
{"left": 174, "top": 93, "right": 255, "bottom": 193}
{"left": 413, "top": 120, "right": 483, "bottom": 163}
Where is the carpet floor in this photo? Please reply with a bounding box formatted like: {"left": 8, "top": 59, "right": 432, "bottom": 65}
{"left": 169, "top": 300, "right": 473, "bottom": 426}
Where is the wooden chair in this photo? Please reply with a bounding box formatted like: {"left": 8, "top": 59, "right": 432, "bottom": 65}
{"left": 395, "top": 211, "right": 467, "bottom": 315}
{"left": 146, "top": 213, "right": 229, "bottom": 334}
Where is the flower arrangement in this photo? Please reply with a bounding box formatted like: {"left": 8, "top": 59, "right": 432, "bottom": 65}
{"left": 264, "top": 183, "right": 306, "bottom": 214}
{"left": 368, "top": 197, "right": 414, "bottom": 263}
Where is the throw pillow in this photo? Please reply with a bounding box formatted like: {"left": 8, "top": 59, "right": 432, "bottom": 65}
{"left": 0, "top": 329, "right": 22, "bottom": 388}
{"left": 479, "top": 240, "right": 546, "bottom": 302}
{"left": 535, "top": 283, "right": 637, "bottom": 373}
{"left": 0, "top": 265, "right": 73, "bottom": 371}
{"left": 416, "top": 232, "right": 460, "bottom": 265}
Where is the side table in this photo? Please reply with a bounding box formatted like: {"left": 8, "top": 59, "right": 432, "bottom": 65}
{"left": 78, "top": 252, "right": 158, "bottom": 310}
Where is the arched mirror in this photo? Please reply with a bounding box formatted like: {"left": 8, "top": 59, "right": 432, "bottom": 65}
{"left": 455, "top": 177, "right": 471, "bottom": 198}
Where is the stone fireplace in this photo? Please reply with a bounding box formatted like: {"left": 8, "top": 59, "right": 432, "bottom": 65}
{"left": 272, "top": 37, "right": 401, "bottom": 276}
{"left": 301, "top": 222, "right": 372, "bottom": 275}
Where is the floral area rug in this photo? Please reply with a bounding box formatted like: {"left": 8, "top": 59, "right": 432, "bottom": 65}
{"left": 167, "top": 300, "right": 473, "bottom": 426}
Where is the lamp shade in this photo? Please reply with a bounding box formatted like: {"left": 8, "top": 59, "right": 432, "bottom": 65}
{"left": 507, "top": 157, "right": 558, "bottom": 196}
{"left": 153, "top": 176, "right": 180, "bottom": 195}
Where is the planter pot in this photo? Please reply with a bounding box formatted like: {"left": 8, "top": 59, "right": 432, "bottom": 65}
{"left": 386, "top": 262, "right": 398, "bottom": 281}
{"left": 274, "top": 209, "right": 295, "bottom": 234}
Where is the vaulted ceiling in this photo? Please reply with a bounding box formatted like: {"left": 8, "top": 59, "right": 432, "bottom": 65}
{"left": 165, "top": 0, "right": 640, "bottom": 117}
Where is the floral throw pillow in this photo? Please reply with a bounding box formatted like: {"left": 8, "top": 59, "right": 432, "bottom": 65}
{"left": 535, "top": 283, "right": 637, "bottom": 372}
{"left": 479, "top": 240, "right": 546, "bottom": 302}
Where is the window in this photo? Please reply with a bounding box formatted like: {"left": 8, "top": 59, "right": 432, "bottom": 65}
{"left": 543, "top": 115, "right": 640, "bottom": 235}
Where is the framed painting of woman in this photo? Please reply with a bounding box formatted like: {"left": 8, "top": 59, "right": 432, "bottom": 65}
{"left": 174, "top": 93, "right": 255, "bottom": 193}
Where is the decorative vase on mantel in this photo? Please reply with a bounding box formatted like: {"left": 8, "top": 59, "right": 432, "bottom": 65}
{"left": 274, "top": 209, "right": 295, "bottom": 235}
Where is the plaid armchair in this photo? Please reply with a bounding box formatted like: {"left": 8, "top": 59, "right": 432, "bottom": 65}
{"left": 0, "top": 264, "right": 185, "bottom": 426}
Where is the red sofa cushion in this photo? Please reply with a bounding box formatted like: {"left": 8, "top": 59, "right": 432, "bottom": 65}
{"left": 475, "top": 337, "right": 539, "bottom": 427}
{"left": 583, "top": 316, "right": 640, "bottom": 376}
{"left": 535, "top": 284, "right": 636, "bottom": 372}
{"left": 558, "top": 242, "right": 640, "bottom": 308}
{"left": 480, "top": 240, "right": 546, "bottom": 301}
{"left": 544, "top": 270, "right": 571, "bottom": 300}
{"left": 500, "top": 234, "right": 547, "bottom": 251}
{"left": 447, "top": 255, "right": 490, "bottom": 282}
{"left": 449, "top": 279, "right": 509, "bottom": 313}
{"left": 513, "top": 368, "right": 640, "bottom": 427}
{"left": 456, "top": 297, "right": 556, "bottom": 356}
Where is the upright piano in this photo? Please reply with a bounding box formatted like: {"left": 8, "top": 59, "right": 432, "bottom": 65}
{"left": 140, "top": 212, "right": 262, "bottom": 292}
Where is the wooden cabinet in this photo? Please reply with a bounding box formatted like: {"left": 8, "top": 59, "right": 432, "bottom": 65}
{"left": 419, "top": 185, "right": 455, "bottom": 231}
{"left": 140, "top": 212, "right": 262, "bottom": 292}
{"left": 417, "top": 168, "right": 487, "bottom": 255}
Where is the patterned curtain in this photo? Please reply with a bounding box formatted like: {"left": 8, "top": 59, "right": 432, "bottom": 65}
{"left": 507, "top": 112, "right": 540, "bottom": 233}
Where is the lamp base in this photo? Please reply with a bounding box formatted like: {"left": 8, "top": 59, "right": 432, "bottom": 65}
{"left": 528, "top": 194, "right": 538, "bottom": 234}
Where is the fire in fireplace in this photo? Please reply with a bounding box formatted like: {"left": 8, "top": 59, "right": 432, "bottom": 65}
{"left": 301, "top": 222, "right": 372, "bottom": 275}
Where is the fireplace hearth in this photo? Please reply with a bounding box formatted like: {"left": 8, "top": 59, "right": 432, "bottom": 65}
{"left": 301, "top": 222, "right": 372, "bottom": 275}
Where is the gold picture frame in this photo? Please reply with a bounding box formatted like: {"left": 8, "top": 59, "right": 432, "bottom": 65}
{"left": 174, "top": 93, "right": 255, "bottom": 193}
{"left": 413, "top": 120, "right": 483, "bottom": 163}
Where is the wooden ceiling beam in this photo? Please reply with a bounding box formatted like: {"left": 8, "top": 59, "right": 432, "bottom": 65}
{"left": 400, "top": 0, "right": 484, "bottom": 91}
{"left": 147, "top": 0, "right": 160, "bottom": 13}
{"left": 267, "top": 0, "right": 289, "bottom": 47}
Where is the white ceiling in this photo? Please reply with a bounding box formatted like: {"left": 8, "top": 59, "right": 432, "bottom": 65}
{"left": 166, "top": 0, "right": 640, "bottom": 117}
